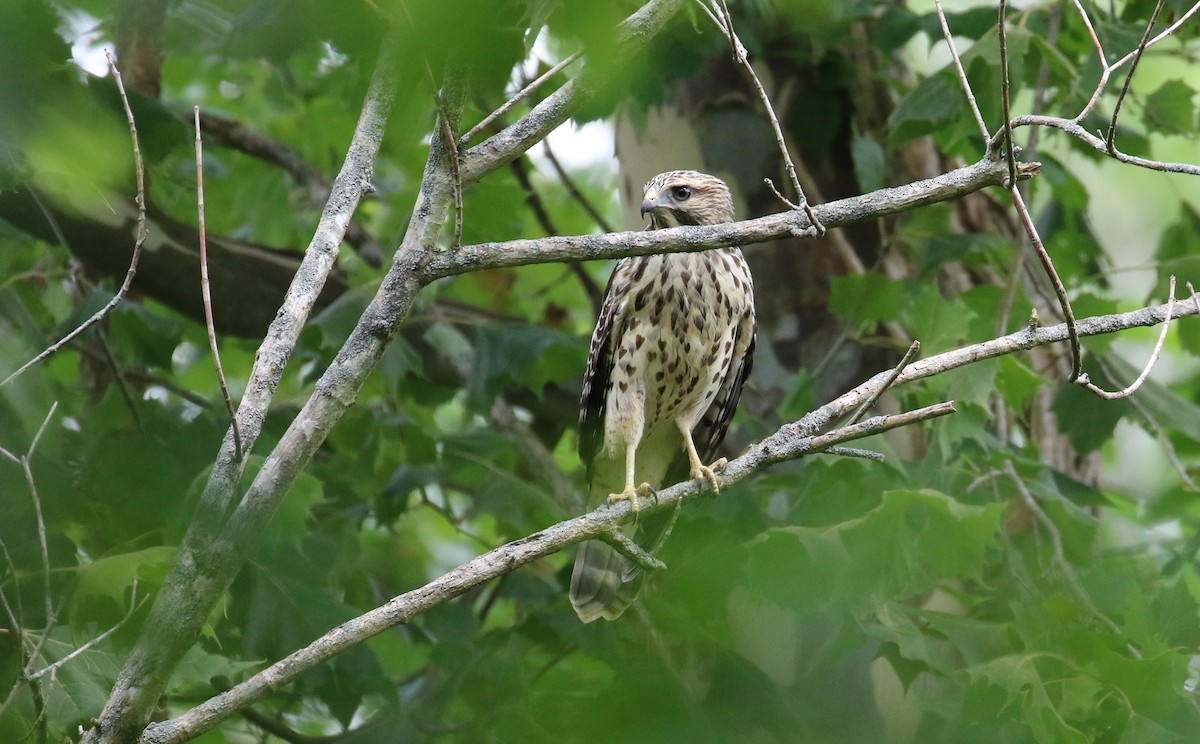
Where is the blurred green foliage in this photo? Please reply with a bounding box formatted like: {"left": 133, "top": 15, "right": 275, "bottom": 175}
{"left": 2, "top": 0, "right": 1200, "bottom": 742}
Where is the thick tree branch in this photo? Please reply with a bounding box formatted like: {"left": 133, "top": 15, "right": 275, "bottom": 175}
{"left": 81, "top": 38, "right": 400, "bottom": 744}
{"left": 142, "top": 296, "right": 1197, "bottom": 743}
{"left": 425, "top": 157, "right": 1039, "bottom": 278}
{"left": 142, "top": 400, "right": 954, "bottom": 743}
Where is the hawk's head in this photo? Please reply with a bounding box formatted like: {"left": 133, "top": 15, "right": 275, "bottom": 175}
{"left": 640, "top": 170, "right": 735, "bottom": 228}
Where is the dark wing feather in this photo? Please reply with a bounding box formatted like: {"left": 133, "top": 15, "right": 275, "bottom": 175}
{"left": 578, "top": 264, "right": 625, "bottom": 484}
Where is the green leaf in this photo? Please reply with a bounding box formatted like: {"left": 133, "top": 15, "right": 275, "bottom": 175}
{"left": 1144, "top": 80, "right": 1197, "bottom": 135}
{"left": 887, "top": 72, "right": 964, "bottom": 145}
{"left": 72, "top": 546, "right": 175, "bottom": 612}
{"left": 828, "top": 272, "right": 905, "bottom": 323}
{"left": 850, "top": 132, "right": 886, "bottom": 193}
{"left": 839, "top": 489, "right": 1004, "bottom": 601}
{"left": 874, "top": 5, "right": 920, "bottom": 52}
{"left": 466, "top": 323, "right": 583, "bottom": 411}
{"left": 901, "top": 284, "right": 975, "bottom": 352}
{"left": 1051, "top": 380, "right": 1130, "bottom": 454}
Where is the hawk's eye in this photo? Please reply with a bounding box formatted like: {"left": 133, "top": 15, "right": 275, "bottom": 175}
{"left": 671, "top": 185, "right": 692, "bottom": 201}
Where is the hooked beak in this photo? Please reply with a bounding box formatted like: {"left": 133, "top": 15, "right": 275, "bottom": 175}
{"left": 640, "top": 189, "right": 660, "bottom": 219}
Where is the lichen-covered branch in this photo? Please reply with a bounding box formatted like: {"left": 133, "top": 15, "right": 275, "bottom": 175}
{"left": 80, "top": 38, "right": 400, "bottom": 744}
{"left": 141, "top": 297, "right": 1196, "bottom": 743}
{"left": 425, "top": 158, "right": 1039, "bottom": 278}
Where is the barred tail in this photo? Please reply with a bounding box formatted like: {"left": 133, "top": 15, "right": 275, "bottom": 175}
{"left": 569, "top": 536, "right": 645, "bottom": 623}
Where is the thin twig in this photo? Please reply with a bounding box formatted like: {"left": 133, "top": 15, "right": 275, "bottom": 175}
{"left": 822, "top": 446, "right": 886, "bottom": 461}
{"left": 703, "top": 0, "right": 824, "bottom": 233}
{"left": 508, "top": 154, "right": 604, "bottom": 315}
{"left": 25, "top": 581, "right": 147, "bottom": 682}
{"left": 1004, "top": 114, "right": 1200, "bottom": 176}
{"left": 1107, "top": 0, "right": 1165, "bottom": 152}
{"left": 601, "top": 528, "right": 668, "bottom": 571}
{"left": 846, "top": 340, "right": 920, "bottom": 426}
{"left": 1, "top": 51, "right": 147, "bottom": 387}
{"left": 1069, "top": 0, "right": 1107, "bottom": 69}
{"left": 459, "top": 52, "right": 581, "bottom": 148}
{"left": 997, "top": 1, "right": 1017, "bottom": 186}
{"left": 0, "top": 403, "right": 66, "bottom": 723}
{"left": 438, "top": 94, "right": 464, "bottom": 249}
{"left": 1008, "top": 185, "right": 1081, "bottom": 380}
{"left": 1077, "top": 276, "right": 1175, "bottom": 399}
{"left": 933, "top": 0, "right": 990, "bottom": 141}
{"left": 1076, "top": 0, "right": 1200, "bottom": 121}
{"left": 540, "top": 140, "right": 614, "bottom": 233}
{"left": 194, "top": 107, "right": 242, "bottom": 459}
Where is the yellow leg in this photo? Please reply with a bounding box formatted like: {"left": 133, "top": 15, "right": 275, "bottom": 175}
{"left": 608, "top": 441, "right": 654, "bottom": 511}
{"left": 680, "top": 424, "right": 723, "bottom": 494}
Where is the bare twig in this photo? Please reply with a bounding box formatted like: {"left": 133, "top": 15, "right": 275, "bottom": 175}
{"left": 997, "top": 0, "right": 1017, "bottom": 186}
{"left": 1069, "top": 0, "right": 1106, "bottom": 69}
{"left": 933, "top": 0, "right": 989, "bottom": 141}
{"left": 1077, "top": 0, "right": 1200, "bottom": 121}
{"left": 540, "top": 140, "right": 614, "bottom": 233}
{"left": 701, "top": 0, "right": 824, "bottom": 233}
{"left": 2, "top": 51, "right": 146, "bottom": 387}
{"left": 1008, "top": 185, "right": 1081, "bottom": 380}
{"left": 0, "top": 403, "right": 63, "bottom": 721}
{"left": 846, "top": 340, "right": 921, "bottom": 426}
{"left": 1003, "top": 114, "right": 1200, "bottom": 176}
{"left": 1077, "top": 276, "right": 1175, "bottom": 399}
{"left": 1106, "top": 0, "right": 1165, "bottom": 152}
{"left": 823, "top": 446, "right": 886, "bottom": 462}
{"left": 459, "top": 52, "right": 581, "bottom": 148}
{"left": 601, "top": 528, "right": 668, "bottom": 571}
{"left": 436, "top": 92, "right": 465, "bottom": 250}
{"left": 194, "top": 107, "right": 241, "bottom": 459}
{"left": 25, "top": 581, "right": 147, "bottom": 683}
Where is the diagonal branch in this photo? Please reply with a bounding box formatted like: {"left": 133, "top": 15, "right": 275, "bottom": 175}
{"left": 140, "top": 295, "right": 1198, "bottom": 743}
{"left": 142, "top": 400, "right": 955, "bottom": 744}
{"left": 80, "top": 36, "right": 401, "bottom": 744}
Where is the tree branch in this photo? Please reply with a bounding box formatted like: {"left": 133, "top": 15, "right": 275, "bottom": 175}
{"left": 424, "top": 157, "right": 1039, "bottom": 278}
{"left": 141, "top": 295, "right": 1197, "bottom": 743}
{"left": 142, "top": 400, "right": 955, "bottom": 743}
{"left": 81, "top": 37, "right": 400, "bottom": 744}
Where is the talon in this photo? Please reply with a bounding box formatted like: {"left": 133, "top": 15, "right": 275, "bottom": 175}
{"left": 691, "top": 461, "right": 723, "bottom": 495}
{"left": 609, "top": 482, "right": 655, "bottom": 512}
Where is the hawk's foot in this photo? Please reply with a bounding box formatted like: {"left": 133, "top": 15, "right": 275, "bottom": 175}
{"left": 691, "top": 458, "right": 727, "bottom": 495}
{"left": 609, "top": 482, "right": 656, "bottom": 512}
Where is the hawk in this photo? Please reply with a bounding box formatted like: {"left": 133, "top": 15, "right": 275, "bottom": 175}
{"left": 569, "top": 170, "right": 756, "bottom": 623}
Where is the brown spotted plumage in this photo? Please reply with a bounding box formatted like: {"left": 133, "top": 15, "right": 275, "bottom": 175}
{"left": 570, "top": 170, "right": 756, "bottom": 623}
